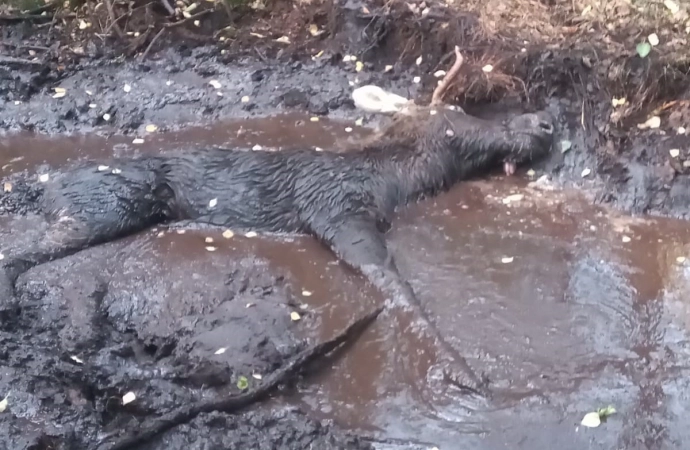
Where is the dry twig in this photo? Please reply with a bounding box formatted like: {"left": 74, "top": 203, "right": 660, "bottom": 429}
{"left": 431, "top": 45, "right": 464, "bottom": 105}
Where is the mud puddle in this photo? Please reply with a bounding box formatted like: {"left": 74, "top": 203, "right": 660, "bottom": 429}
{"left": 4, "top": 116, "right": 690, "bottom": 449}
{"left": 292, "top": 180, "right": 690, "bottom": 449}
{"left": 0, "top": 113, "right": 370, "bottom": 175}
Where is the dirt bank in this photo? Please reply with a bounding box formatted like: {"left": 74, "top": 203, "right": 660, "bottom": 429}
{"left": 1, "top": 0, "right": 690, "bottom": 449}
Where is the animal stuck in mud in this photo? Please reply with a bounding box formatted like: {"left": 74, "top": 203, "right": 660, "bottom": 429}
{"left": 0, "top": 47, "right": 555, "bottom": 395}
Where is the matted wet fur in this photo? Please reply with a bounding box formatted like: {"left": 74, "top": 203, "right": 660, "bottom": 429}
{"left": 0, "top": 50, "right": 555, "bottom": 395}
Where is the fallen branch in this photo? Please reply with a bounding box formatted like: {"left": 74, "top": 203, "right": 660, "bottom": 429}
{"left": 0, "top": 41, "right": 50, "bottom": 52}
{"left": 430, "top": 45, "right": 464, "bottom": 105}
{"left": 0, "top": 56, "right": 44, "bottom": 67}
{"left": 95, "top": 307, "right": 383, "bottom": 450}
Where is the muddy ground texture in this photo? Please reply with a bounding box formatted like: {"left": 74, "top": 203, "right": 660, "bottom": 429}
{"left": 0, "top": 0, "right": 690, "bottom": 449}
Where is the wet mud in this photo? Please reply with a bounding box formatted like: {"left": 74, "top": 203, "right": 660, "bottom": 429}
{"left": 3, "top": 114, "right": 690, "bottom": 450}
{"left": 2, "top": 0, "right": 690, "bottom": 448}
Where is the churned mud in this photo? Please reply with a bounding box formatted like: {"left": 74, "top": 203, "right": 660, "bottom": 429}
{"left": 2, "top": 0, "right": 690, "bottom": 449}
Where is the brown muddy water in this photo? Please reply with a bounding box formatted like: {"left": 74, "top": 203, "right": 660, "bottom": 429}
{"left": 4, "top": 115, "right": 690, "bottom": 450}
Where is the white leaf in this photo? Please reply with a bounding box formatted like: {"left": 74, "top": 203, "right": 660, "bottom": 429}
{"left": 647, "top": 33, "right": 659, "bottom": 46}
{"left": 122, "top": 392, "right": 136, "bottom": 405}
{"left": 502, "top": 194, "right": 524, "bottom": 204}
{"left": 581, "top": 412, "right": 601, "bottom": 428}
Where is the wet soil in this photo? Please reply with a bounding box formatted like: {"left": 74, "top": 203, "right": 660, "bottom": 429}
{"left": 2, "top": 0, "right": 690, "bottom": 448}
{"left": 3, "top": 115, "right": 690, "bottom": 450}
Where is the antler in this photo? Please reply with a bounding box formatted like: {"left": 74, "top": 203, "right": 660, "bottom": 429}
{"left": 430, "top": 46, "right": 464, "bottom": 106}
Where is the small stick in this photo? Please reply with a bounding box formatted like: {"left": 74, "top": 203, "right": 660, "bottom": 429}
{"left": 140, "top": 28, "right": 165, "bottom": 60}
{"left": 159, "top": 0, "right": 176, "bottom": 16}
{"left": 95, "top": 307, "right": 383, "bottom": 450}
{"left": 430, "top": 45, "right": 464, "bottom": 105}
{"left": 104, "top": 0, "right": 125, "bottom": 39}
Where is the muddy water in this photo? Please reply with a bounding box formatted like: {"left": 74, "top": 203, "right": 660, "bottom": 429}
{"left": 4, "top": 115, "right": 690, "bottom": 450}
{"left": 0, "top": 113, "right": 370, "bottom": 174}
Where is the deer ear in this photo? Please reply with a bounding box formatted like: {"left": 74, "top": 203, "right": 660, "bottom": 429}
{"left": 352, "top": 85, "right": 410, "bottom": 114}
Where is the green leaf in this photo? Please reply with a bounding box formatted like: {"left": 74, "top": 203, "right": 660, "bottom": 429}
{"left": 597, "top": 405, "right": 617, "bottom": 418}
{"left": 636, "top": 42, "right": 651, "bottom": 58}
{"left": 560, "top": 140, "right": 572, "bottom": 153}
{"left": 236, "top": 375, "right": 249, "bottom": 390}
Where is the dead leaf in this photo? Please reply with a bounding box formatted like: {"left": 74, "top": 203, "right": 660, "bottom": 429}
{"left": 122, "top": 392, "right": 136, "bottom": 405}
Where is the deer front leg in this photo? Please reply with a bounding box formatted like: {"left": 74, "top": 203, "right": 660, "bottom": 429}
{"left": 309, "top": 211, "right": 487, "bottom": 396}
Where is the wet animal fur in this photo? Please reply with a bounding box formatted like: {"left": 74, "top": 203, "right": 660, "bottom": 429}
{"left": 0, "top": 105, "right": 555, "bottom": 394}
